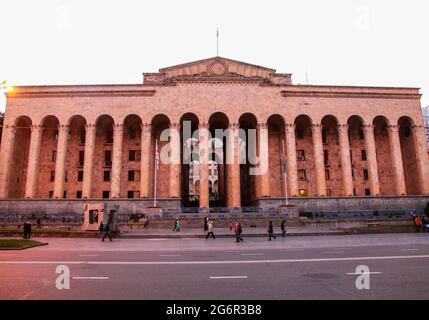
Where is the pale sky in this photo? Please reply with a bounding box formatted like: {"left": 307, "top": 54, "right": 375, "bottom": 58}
{"left": 1, "top": 0, "right": 428, "bottom": 112}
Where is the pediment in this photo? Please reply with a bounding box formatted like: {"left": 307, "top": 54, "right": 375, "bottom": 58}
{"left": 143, "top": 57, "right": 292, "bottom": 85}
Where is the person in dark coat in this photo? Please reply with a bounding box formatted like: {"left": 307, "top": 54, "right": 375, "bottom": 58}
{"left": 203, "top": 216, "right": 208, "bottom": 231}
{"left": 268, "top": 221, "right": 276, "bottom": 241}
{"left": 102, "top": 221, "right": 112, "bottom": 241}
{"left": 280, "top": 220, "right": 286, "bottom": 237}
{"left": 98, "top": 222, "right": 104, "bottom": 238}
{"left": 23, "top": 222, "right": 28, "bottom": 239}
{"left": 26, "top": 222, "right": 32, "bottom": 239}
{"left": 36, "top": 218, "right": 42, "bottom": 229}
{"left": 235, "top": 221, "right": 243, "bottom": 242}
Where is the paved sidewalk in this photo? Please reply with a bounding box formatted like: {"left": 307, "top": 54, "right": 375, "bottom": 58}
{"left": 120, "top": 226, "right": 343, "bottom": 238}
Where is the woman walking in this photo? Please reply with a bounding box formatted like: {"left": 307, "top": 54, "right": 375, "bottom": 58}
{"left": 206, "top": 220, "right": 215, "bottom": 239}
{"left": 268, "top": 221, "right": 276, "bottom": 241}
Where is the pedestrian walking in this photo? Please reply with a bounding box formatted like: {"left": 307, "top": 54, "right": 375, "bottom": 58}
{"left": 22, "top": 222, "right": 28, "bottom": 239}
{"left": 228, "top": 221, "right": 233, "bottom": 233}
{"left": 206, "top": 220, "right": 215, "bottom": 239}
{"left": 203, "top": 216, "right": 208, "bottom": 231}
{"left": 414, "top": 215, "right": 421, "bottom": 233}
{"left": 268, "top": 221, "right": 276, "bottom": 241}
{"left": 102, "top": 220, "right": 112, "bottom": 242}
{"left": 36, "top": 218, "right": 42, "bottom": 229}
{"left": 280, "top": 220, "right": 286, "bottom": 237}
{"left": 175, "top": 219, "right": 181, "bottom": 232}
{"left": 235, "top": 221, "right": 243, "bottom": 242}
{"left": 98, "top": 222, "right": 104, "bottom": 238}
{"left": 173, "top": 219, "right": 180, "bottom": 232}
{"left": 26, "top": 222, "right": 32, "bottom": 239}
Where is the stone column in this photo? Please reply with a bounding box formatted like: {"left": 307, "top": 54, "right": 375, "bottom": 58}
{"left": 53, "top": 124, "right": 69, "bottom": 198}
{"left": 412, "top": 125, "right": 429, "bottom": 195}
{"left": 82, "top": 124, "right": 96, "bottom": 198}
{"left": 363, "top": 124, "right": 381, "bottom": 196}
{"left": 285, "top": 123, "right": 298, "bottom": 197}
{"left": 257, "top": 123, "right": 270, "bottom": 197}
{"left": 311, "top": 123, "right": 327, "bottom": 196}
{"left": 388, "top": 125, "right": 406, "bottom": 195}
{"left": 337, "top": 124, "right": 354, "bottom": 196}
{"left": 111, "top": 123, "right": 124, "bottom": 198}
{"left": 140, "top": 123, "right": 152, "bottom": 198}
{"left": 24, "top": 125, "right": 43, "bottom": 198}
{"left": 199, "top": 123, "right": 209, "bottom": 209}
{"left": 0, "top": 125, "right": 16, "bottom": 198}
{"left": 169, "top": 123, "right": 181, "bottom": 198}
{"left": 227, "top": 123, "right": 241, "bottom": 208}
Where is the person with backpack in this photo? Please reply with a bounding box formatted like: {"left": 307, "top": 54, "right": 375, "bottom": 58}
{"left": 235, "top": 221, "right": 243, "bottom": 242}
{"left": 268, "top": 221, "right": 276, "bottom": 241}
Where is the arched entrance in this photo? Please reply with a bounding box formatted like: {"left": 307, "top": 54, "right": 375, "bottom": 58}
{"left": 399, "top": 116, "right": 420, "bottom": 195}
{"left": 67, "top": 115, "right": 87, "bottom": 199}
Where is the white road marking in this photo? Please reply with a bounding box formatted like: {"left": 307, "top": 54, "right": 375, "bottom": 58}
{"left": 400, "top": 249, "right": 420, "bottom": 251}
{"left": 159, "top": 254, "right": 181, "bottom": 257}
{"left": 2, "top": 254, "right": 429, "bottom": 265}
{"left": 145, "top": 239, "right": 169, "bottom": 241}
{"left": 346, "top": 272, "right": 382, "bottom": 275}
{"left": 79, "top": 254, "right": 99, "bottom": 257}
{"left": 72, "top": 276, "right": 109, "bottom": 280}
{"left": 210, "top": 276, "right": 248, "bottom": 279}
{"left": 241, "top": 253, "right": 264, "bottom": 256}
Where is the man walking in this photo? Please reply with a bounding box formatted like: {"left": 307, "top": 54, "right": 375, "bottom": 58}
{"left": 280, "top": 220, "right": 286, "bottom": 237}
{"left": 23, "top": 222, "right": 28, "bottom": 239}
{"left": 102, "top": 220, "right": 112, "bottom": 242}
{"left": 98, "top": 221, "right": 104, "bottom": 238}
{"left": 268, "top": 221, "right": 276, "bottom": 241}
{"left": 413, "top": 215, "right": 421, "bottom": 233}
{"left": 235, "top": 221, "right": 243, "bottom": 242}
{"left": 206, "top": 220, "right": 215, "bottom": 239}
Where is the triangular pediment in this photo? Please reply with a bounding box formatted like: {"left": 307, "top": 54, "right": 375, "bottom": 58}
{"left": 143, "top": 57, "right": 292, "bottom": 85}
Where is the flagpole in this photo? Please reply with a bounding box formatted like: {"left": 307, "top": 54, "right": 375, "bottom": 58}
{"left": 281, "top": 139, "right": 288, "bottom": 206}
{"left": 154, "top": 139, "right": 158, "bottom": 207}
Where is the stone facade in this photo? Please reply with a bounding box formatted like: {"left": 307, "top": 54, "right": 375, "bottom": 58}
{"left": 0, "top": 56, "right": 428, "bottom": 212}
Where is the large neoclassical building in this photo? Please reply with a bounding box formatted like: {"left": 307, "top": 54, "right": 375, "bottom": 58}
{"left": 0, "top": 57, "right": 428, "bottom": 214}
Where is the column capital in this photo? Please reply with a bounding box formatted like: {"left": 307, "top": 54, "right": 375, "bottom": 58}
{"left": 30, "top": 124, "right": 43, "bottom": 132}
{"left": 170, "top": 122, "right": 181, "bottom": 130}
{"left": 363, "top": 124, "right": 374, "bottom": 131}
{"left": 257, "top": 123, "right": 268, "bottom": 130}
{"left": 85, "top": 123, "right": 96, "bottom": 131}
{"left": 113, "top": 123, "right": 124, "bottom": 131}
{"left": 336, "top": 124, "right": 349, "bottom": 132}
{"left": 412, "top": 124, "right": 423, "bottom": 130}
{"left": 228, "top": 123, "right": 239, "bottom": 130}
{"left": 387, "top": 124, "right": 399, "bottom": 133}
{"left": 311, "top": 123, "right": 322, "bottom": 133}
{"left": 141, "top": 123, "right": 152, "bottom": 131}
{"left": 285, "top": 123, "right": 296, "bottom": 129}
{"left": 199, "top": 122, "right": 209, "bottom": 129}
{"left": 58, "top": 124, "right": 69, "bottom": 131}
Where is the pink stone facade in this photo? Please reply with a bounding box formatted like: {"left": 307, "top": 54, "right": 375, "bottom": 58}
{"left": 0, "top": 57, "right": 428, "bottom": 209}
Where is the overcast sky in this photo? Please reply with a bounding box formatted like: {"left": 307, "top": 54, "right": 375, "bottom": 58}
{"left": 1, "top": 0, "right": 428, "bottom": 112}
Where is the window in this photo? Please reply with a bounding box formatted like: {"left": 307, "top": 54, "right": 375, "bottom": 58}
{"left": 102, "top": 191, "right": 110, "bottom": 199}
{"left": 76, "top": 191, "right": 82, "bottom": 199}
{"left": 325, "top": 169, "right": 330, "bottom": 180}
{"left": 63, "top": 191, "right": 67, "bottom": 199}
{"left": 365, "top": 188, "right": 371, "bottom": 196}
{"left": 363, "top": 169, "right": 369, "bottom": 180}
{"left": 324, "top": 150, "right": 329, "bottom": 166}
{"left": 353, "top": 189, "right": 356, "bottom": 196}
{"left": 79, "top": 128, "right": 86, "bottom": 144}
{"left": 106, "top": 130, "right": 113, "bottom": 143}
{"left": 299, "top": 189, "right": 308, "bottom": 197}
{"left": 297, "top": 129, "right": 304, "bottom": 139}
{"left": 129, "top": 150, "right": 136, "bottom": 161}
{"left": 52, "top": 151, "right": 57, "bottom": 162}
{"left": 298, "top": 169, "right": 307, "bottom": 181}
{"left": 48, "top": 191, "right": 53, "bottom": 199}
{"left": 50, "top": 171, "right": 55, "bottom": 182}
{"left": 128, "top": 170, "right": 135, "bottom": 181}
{"left": 326, "top": 188, "right": 332, "bottom": 197}
{"left": 128, "top": 191, "right": 135, "bottom": 199}
{"left": 103, "top": 171, "right": 111, "bottom": 182}
{"left": 297, "top": 150, "right": 306, "bottom": 161}
{"left": 104, "top": 150, "right": 112, "bottom": 166}
{"left": 79, "top": 150, "right": 85, "bottom": 166}
{"left": 77, "top": 171, "right": 84, "bottom": 182}
{"left": 361, "top": 150, "right": 367, "bottom": 161}
{"left": 53, "top": 130, "right": 58, "bottom": 140}
{"left": 129, "top": 127, "right": 137, "bottom": 139}
{"left": 64, "top": 171, "right": 68, "bottom": 182}
{"left": 322, "top": 129, "right": 327, "bottom": 144}
{"left": 352, "top": 169, "right": 356, "bottom": 180}
{"left": 359, "top": 129, "right": 365, "bottom": 140}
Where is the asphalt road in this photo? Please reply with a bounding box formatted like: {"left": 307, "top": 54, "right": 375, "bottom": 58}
{"left": 1, "top": 233, "right": 429, "bottom": 300}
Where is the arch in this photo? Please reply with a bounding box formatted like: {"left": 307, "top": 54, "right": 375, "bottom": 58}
{"left": 95, "top": 114, "right": 115, "bottom": 127}
{"left": 14, "top": 115, "right": 33, "bottom": 127}
{"left": 239, "top": 113, "right": 258, "bottom": 127}
{"left": 347, "top": 115, "right": 367, "bottom": 196}
{"left": 373, "top": 115, "right": 394, "bottom": 195}
{"left": 267, "top": 114, "right": 286, "bottom": 199}
{"left": 294, "top": 114, "right": 313, "bottom": 125}
{"left": 398, "top": 116, "right": 420, "bottom": 194}
{"left": 40, "top": 115, "right": 60, "bottom": 128}
{"left": 347, "top": 115, "right": 365, "bottom": 126}
{"left": 151, "top": 113, "right": 171, "bottom": 126}
{"left": 209, "top": 112, "right": 230, "bottom": 128}
{"left": 67, "top": 115, "right": 88, "bottom": 127}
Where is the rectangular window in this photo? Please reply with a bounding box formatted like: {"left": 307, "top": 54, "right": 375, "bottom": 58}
{"left": 326, "top": 188, "right": 332, "bottom": 197}
{"left": 128, "top": 170, "right": 135, "bottom": 181}
{"left": 63, "top": 191, "right": 67, "bottom": 199}
{"left": 325, "top": 169, "right": 330, "bottom": 180}
{"left": 361, "top": 150, "right": 367, "bottom": 161}
{"left": 127, "top": 191, "right": 135, "bottom": 199}
{"left": 106, "top": 130, "right": 113, "bottom": 143}
{"left": 365, "top": 188, "right": 371, "bottom": 196}
{"left": 299, "top": 189, "right": 308, "bottom": 197}
{"left": 129, "top": 150, "right": 136, "bottom": 161}
{"left": 102, "top": 191, "right": 110, "bottom": 199}
{"left": 297, "top": 129, "right": 304, "bottom": 139}
{"left": 80, "top": 129, "right": 86, "bottom": 144}
{"left": 353, "top": 189, "right": 356, "bottom": 196}
{"left": 363, "top": 169, "right": 369, "bottom": 180}
{"left": 64, "top": 171, "right": 68, "bottom": 182}
{"left": 352, "top": 169, "right": 356, "bottom": 180}
{"left": 76, "top": 191, "right": 82, "bottom": 199}
{"left": 79, "top": 150, "right": 85, "bottom": 166}
{"left": 104, "top": 150, "right": 112, "bottom": 166}
{"left": 77, "top": 171, "right": 84, "bottom": 182}
{"left": 298, "top": 169, "right": 307, "bottom": 181}
{"left": 52, "top": 151, "right": 57, "bottom": 162}
{"left": 50, "top": 171, "right": 55, "bottom": 182}
{"left": 48, "top": 191, "right": 53, "bottom": 199}
{"left": 297, "top": 150, "right": 306, "bottom": 161}
{"left": 322, "top": 129, "right": 327, "bottom": 144}
{"left": 324, "top": 150, "right": 329, "bottom": 166}
{"left": 103, "top": 171, "right": 111, "bottom": 182}
{"left": 136, "top": 150, "right": 141, "bottom": 161}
